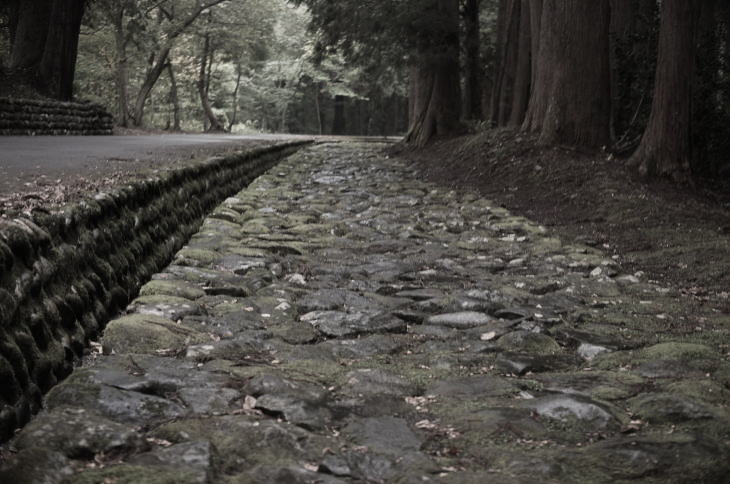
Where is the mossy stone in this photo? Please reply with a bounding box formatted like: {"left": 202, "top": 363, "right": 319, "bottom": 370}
{"left": 71, "top": 464, "right": 203, "bottom": 484}
{"left": 496, "top": 331, "right": 562, "bottom": 355}
{"left": 175, "top": 248, "right": 219, "bottom": 266}
{"left": 103, "top": 314, "right": 207, "bottom": 355}
{"left": 139, "top": 280, "right": 205, "bottom": 300}
{"left": 642, "top": 342, "right": 718, "bottom": 361}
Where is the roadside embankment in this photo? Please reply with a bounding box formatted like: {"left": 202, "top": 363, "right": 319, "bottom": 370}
{"left": 0, "top": 98, "right": 113, "bottom": 136}
{"left": 0, "top": 140, "right": 309, "bottom": 440}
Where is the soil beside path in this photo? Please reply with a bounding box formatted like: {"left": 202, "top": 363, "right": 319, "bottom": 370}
{"left": 398, "top": 129, "right": 730, "bottom": 314}
{"left": 1, "top": 142, "right": 728, "bottom": 483}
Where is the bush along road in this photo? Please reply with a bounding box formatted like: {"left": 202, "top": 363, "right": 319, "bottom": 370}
{"left": 1, "top": 143, "right": 728, "bottom": 483}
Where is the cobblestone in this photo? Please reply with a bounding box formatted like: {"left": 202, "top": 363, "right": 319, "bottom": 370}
{"left": 2, "top": 143, "right": 728, "bottom": 483}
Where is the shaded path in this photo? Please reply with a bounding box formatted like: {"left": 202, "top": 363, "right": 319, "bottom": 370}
{"left": 2, "top": 143, "right": 728, "bottom": 483}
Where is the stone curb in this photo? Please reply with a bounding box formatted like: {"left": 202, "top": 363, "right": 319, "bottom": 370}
{"left": 0, "top": 97, "right": 113, "bottom": 136}
{"left": 0, "top": 140, "right": 311, "bottom": 440}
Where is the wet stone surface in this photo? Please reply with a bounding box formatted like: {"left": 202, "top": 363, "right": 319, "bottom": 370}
{"left": 2, "top": 143, "right": 729, "bottom": 483}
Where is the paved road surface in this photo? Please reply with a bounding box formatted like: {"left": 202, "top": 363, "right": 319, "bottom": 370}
{"left": 0, "top": 134, "right": 311, "bottom": 169}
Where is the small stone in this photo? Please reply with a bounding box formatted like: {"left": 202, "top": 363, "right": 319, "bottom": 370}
{"left": 577, "top": 342, "right": 610, "bottom": 361}
{"left": 426, "top": 311, "right": 493, "bottom": 329}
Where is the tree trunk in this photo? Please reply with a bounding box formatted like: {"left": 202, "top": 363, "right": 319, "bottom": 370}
{"left": 197, "top": 33, "right": 225, "bottom": 132}
{"left": 9, "top": 0, "right": 51, "bottom": 70}
{"left": 629, "top": 0, "right": 700, "bottom": 181}
{"left": 404, "top": 0, "right": 461, "bottom": 146}
{"left": 508, "top": 0, "right": 531, "bottom": 126}
{"left": 112, "top": 9, "right": 130, "bottom": 127}
{"left": 522, "top": 0, "right": 611, "bottom": 149}
{"left": 314, "top": 83, "right": 323, "bottom": 135}
{"left": 132, "top": 47, "right": 170, "bottom": 127}
{"left": 491, "top": 0, "right": 521, "bottom": 126}
{"left": 166, "top": 63, "right": 181, "bottom": 131}
{"left": 408, "top": 63, "right": 417, "bottom": 126}
{"left": 332, "top": 95, "right": 346, "bottom": 135}
{"left": 528, "top": 0, "right": 542, "bottom": 90}
{"left": 228, "top": 64, "right": 242, "bottom": 131}
{"left": 462, "top": 0, "right": 482, "bottom": 120}
{"left": 37, "top": 0, "right": 85, "bottom": 100}
{"left": 7, "top": 0, "right": 20, "bottom": 50}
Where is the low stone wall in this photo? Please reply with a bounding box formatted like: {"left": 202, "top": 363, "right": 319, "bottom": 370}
{"left": 0, "top": 141, "right": 309, "bottom": 440}
{"left": 0, "top": 98, "right": 113, "bottom": 135}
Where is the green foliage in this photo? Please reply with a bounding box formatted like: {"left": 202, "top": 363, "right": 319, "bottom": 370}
{"left": 75, "top": 0, "right": 407, "bottom": 134}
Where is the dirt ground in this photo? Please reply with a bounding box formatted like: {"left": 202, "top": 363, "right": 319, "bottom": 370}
{"left": 396, "top": 129, "right": 730, "bottom": 315}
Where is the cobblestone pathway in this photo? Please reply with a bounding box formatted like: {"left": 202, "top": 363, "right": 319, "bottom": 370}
{"left": 3, "top": 143, "right": 728, "bottom": 483}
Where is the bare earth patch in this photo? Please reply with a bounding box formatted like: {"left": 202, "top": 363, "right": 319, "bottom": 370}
{"left": 397, "top": 129, "right": 730, "bottom": 314}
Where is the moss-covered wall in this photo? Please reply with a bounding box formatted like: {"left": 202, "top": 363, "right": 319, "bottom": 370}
{"left": 0, "top": 141, "right": 309, "bottom": 440}
{"left": 0, "top": 98, "right": 113, "bottom": 135}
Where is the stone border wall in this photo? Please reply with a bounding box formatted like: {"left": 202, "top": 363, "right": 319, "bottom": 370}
{"left": 0, "top": 141, "right": 310, "bottom": 440}
{"left": 0, "top": 98, "right": 113, "bottom": 135}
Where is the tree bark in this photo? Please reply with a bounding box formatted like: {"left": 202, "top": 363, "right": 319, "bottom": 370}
{"left": 522, "top": 0, "right": 611, "bottom": 149}
{"left": 7, "top": 0, "right": 20, "bottom": 50}
{"left": 404, "top": 0, "right": 461, "bottom": 146}
{"left": 197, "top": 32, "right": 225, "bottom": 132}
{"left": 132, "top": 47, "right": 170, "bottom": 127}
{"left": 166, "top": 62, "right": 181, "bottom": 131}
{"left": 38, "top": 0, "right": 85, "bottom": 100}
{"left": 491, "top": 0, "right": 521, "bottom": 126}
{"left": 462, "top": 0, "right": 482, "bottom": 120}
{"left": 508, "top": 0, "right": 531, "bottom": 126}
{"left": 528, "top": 0, "right": 542, "bottom": 91}
{"left": 228, "top": 63, "right": 242, "bottom": 131}
{"left": 314, "top": 83, "right": 323, "bottom": 135}
{"left": 9, "top": 0, "right": 51, "bottom": 71}
{"left": 332, "top": 95, "right": 346, "bottom": 135}
{"left": 629, "top": 0, "right": 700, "bottom": 181}
{"left": 112, "top": 7, "right": 130, "bottom": 127}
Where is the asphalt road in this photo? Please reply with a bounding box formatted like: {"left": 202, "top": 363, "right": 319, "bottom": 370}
{"left": 0, "top": 134, "right": 309, "bottom": 170}
{"left": 0, "top": 134, "right": 310, "bottom": 197}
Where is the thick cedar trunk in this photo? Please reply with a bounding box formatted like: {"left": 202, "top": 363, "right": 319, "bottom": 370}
{"left": 405, "top": 0, "right": 461, "bottom": 146}
{"left": 7, "top": 0, "right": 20, "bottom": 49}
{"left": 9, "top": 0, "right": 51, "bottom": 70}
{"left": 198, "top": 33, "right": 225, "bottom": 132}
{"left": 522, "top": 0, "right": 611, "bottom": 148}
{"left": 528, "top": 0, "right": 542, "bottom": 90}
{"left": 629, "top": 0, "right": 700, "bottom": 180}
{"left": 491, "top": 0, "right": 521, "bottom": 126}
{"left": 38, "top": 0, "right": 85, "bottom": 100}
{"left": 332, "top": 95, "right": 346, "bottom": 135}
{"left": 462, "top": 0, "right": 482, "bottom": 120}
{"left": 408, "top": 63, "right": 417, "bottom": 126}
{"left": 166, "top": 63, "right": 181, "bottom": 131}
{"left": 508, "top": 0, "right": 531, "bottom": 126}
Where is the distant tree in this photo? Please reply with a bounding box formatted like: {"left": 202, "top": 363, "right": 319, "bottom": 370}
{"left": 629, "top": 0, "right": 700, "bottom": 181}
{"left": 294, "top": 0, "right": 462, "bottom": 146}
